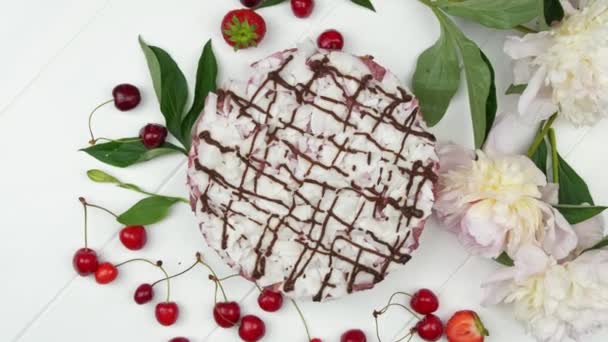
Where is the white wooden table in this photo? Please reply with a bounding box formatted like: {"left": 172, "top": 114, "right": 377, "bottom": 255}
{"left": 1, "top": 1, "right": 607, "bottom": 341}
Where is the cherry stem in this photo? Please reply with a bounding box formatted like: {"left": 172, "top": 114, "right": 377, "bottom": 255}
{"left": 79, "top": 197, "right": 89, "bottom": 248}
{"left": 374, "top": 292, "right": 420, "bottom": 342}
{"left": 79, "top": 197, "right": 118, "bottom": 218}
{"left": 150, "top": 253, "right": 228, "bottom": 302}
{"left": 213, "top": 274, "right": 241, "bottom": 282}
{"left": 395, "top": 331, "right": 414, "bottom": 342}
{"left": 88, "top": 99, "right": 114, "bottom": 145}
{"left": 200, "top": 257, "right": 228, "bottom": 302}
{"left": 291, "top": 299, "right": 312, "bottom": 342}
{"left": 151, "top": 258, "right": 198, "bottom": 287}
{"left": 115, "top": 258, "right": 171, "bottom": 301}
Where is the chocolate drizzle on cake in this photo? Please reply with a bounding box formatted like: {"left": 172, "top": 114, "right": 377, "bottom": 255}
{"left": 192, "top": 51, "right": 437, "bottom": 301}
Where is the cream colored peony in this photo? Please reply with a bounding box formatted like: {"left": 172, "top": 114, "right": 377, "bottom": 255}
{"left": 435, "top": 144, "right": 577, "bottom": 259}
{"left": 504, "top": 0, "right": 608, "bottom": 126}
{"left": 483, "top": 245, "right": 608, "bottom": 342}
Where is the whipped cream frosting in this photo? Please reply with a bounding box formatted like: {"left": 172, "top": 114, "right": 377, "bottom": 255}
{"left": 187, "top": 41, "right": 438, "bottom": 301}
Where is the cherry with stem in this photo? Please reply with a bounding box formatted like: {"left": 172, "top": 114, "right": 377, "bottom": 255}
{"left": 88, "top": 84, "right": 141, "bottom": 145}
{"left": 73, "top": 197, "right": 99, "bottom": 276}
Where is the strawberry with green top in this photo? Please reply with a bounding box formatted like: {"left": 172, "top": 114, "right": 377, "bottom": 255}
{"left": 446, "top": 310, "right": 490, "bottom": 342}
{"left": 221, "top": 9, "right": 266, "bottom": 50}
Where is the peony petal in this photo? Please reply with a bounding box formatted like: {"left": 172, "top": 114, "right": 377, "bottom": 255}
{"left": 513, "top": 58, "right": 535, "bottom": 84}
{"left": 484, "top": 112, "right": 540, "bottom": 155}
{"left": 512, "top": 244, "right": 553, "bottom": 280}
{"left": 461, "top": 201, "right": 509, "bottom": 258}
{"left": 504, "top": 33, "right": 554, "bottom": 59}
{"left": 437, "top": 142, "right": 475, "bottom": 175}
{"left": 540, "top": 205, "right": 579, "bottom": 260}
{"left": 540, "top": 183, "right": 560, "bottom": 204}
{"left": 518, "top": 66, "right": 558, "bottom": 123}
{"left": 572, "top": 214, "right": 606, "bottom": 252}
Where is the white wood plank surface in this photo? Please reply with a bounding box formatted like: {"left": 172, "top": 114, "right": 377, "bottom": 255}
{"left": 1, "top": 1, "right": 606, "bottom": 341}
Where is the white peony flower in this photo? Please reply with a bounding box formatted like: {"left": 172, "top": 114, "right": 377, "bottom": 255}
{"left": 435, "top": 144, "right": 578, "bottom": 259}
{"left": 483, "top": 245, "right": 608, "bottom": 342}
{"left": 504, "top": 0, "right": 608, "bottom": 126}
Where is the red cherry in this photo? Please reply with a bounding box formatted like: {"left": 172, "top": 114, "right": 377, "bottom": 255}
{"left": 291, "top": 0, "right": 314, "bottom": 18}
{"left": 119, "top": 225, "right": 147, "bottom": 250}
{"left": 112, "top": 84, "right": 141, "bottom": 111}
{"left": 317, "top": 29, "right": 344, "bottom": 50}
{"left": 169, "top": 338, "right": 189, "bottom": 342}
{"left": 95, "top": 262, "right": 118, "bottom": 284}
{"left": 257, "top": 289, "right": 283, "bottom": 312}
{"left": 410, "top": 288, "right": 439, "bottom": 315}
{"left": 156, "top": 302, "right": 179, "bottom": 326}
{"left": 241, "top": 0, "right": 262, "bottom": 7}
{"left": 310, "top": 339, "right": 323, "bottom": 342}
{"left": 139, "top": 123, "right": 168, "bottom": 149}
{"left": 134, "top": 283, "right": 154, "bottom": 304}
{"left": 341, "top": 329, "right": 367, "bottom": 342}
{"left": 238, "top": 315, "right": 266, "bottom": 342}
{"left": 213, "top": 301, "right": 241, "bottom": 328}
{"left": 72, "top": 248, "right": 98, "bottom": 276}
{"left": 415, "top": 314, "right": 444, "bottom": 341}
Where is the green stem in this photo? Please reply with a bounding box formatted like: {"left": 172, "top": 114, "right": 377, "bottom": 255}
{"left": 549, "top": 128, "right": 559, "bottom": 183}
{"left": 118, "top": 183, "right": 189, "bottom": 203}
{"left": 515, "top": 24, "right": 538, "bottom": 34}
{"left": 291, "top": 299, "right": 312, "bottom": 342}
{"left": 88, "top": 99, "right": 114, "bottom": 145}
{"left": 527, "top": 113, "right": 558, "bottom": 157}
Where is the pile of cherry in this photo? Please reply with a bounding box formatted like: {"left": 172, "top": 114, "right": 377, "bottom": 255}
{"left": 373, "top": 289, "right": 489, "bottom": 342}
{"left": 222, "top": 0, "right": 345, "bottom": 51}
{"left": 74, "top": 198, "right": 489, "bottom": 342}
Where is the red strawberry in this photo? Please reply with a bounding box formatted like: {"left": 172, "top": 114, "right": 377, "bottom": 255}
{"left": 221, "top": 9, "right": 266, "bottom": 50}
{"left": 446, "top": 310, "right": 490, "bottom": 342}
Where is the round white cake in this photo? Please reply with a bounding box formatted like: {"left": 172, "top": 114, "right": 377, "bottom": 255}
{"left": 187, "top": 41, "right": 438, "bottom": 301}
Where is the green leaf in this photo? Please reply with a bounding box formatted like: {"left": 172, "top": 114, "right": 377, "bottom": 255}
{"left": 139, "top": 37, "right": 189, "bottom": 146}
{"left": 87, "top": 169, "right": 119, "bottom": 183}
{"left": 139, "top": 36, "right": 162, "bottom": 102}
{"left": 256, "top": 0, "right": 287, "bottom": 9}
{"left": 350, "top": 0, "right": 376, "bottom": 11}
{"left": 495, "top": 252, "right": 514, "bottom": 267}
{"left": 506, "top": 84, "right": 527, "bottom": 95}
{"left": 437, "top": 0, "right": 539, "bottom": 29}
{"left": 481, "top": 51, "right": 497, "bottom": 138}
{"left": 543, "top": 0, "right": 565, "bottom": 26}
{"left": 80, "top": 139, "right": 183, "bottom": 168}
{"left": 530, "top": 138, "right": 549, "bottom": 175}
{"left": 557, "top": 153, "right": 594, "bottom": 205}
{"left": 181, "top": 40, "right": 217, "bottom": 150}
{"left": 555, "top": 205, "right": 608, "bottom": 225}
{"left": 117, "top": 196, "right": 181, "bottom": 226}
{"left": 433, "top": 8, "right": 492, "bottom": 148}
{"left": 413, "top": 18, "right": 461, "bottom": 127}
